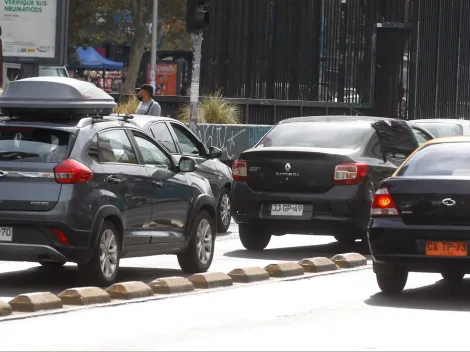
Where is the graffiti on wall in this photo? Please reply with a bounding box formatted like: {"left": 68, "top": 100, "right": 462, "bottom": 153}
{"left": 195, "top": 124, "right": 272, "bottom": 160}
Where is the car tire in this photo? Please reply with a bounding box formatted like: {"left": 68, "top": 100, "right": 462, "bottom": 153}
{"left": 334, "top": 234, "right": 358, "bottom": 245}
{"left": 79, "top": 220, "right": 121, "bottom": 286}
{"left": 216, "top": 188, "right": 231, "bottom": 233}
{"left": 441, "top": 271, "right": 465, "bottom": 283}
{"left": 239, "top": 224, "right": 271, "bottom": 251}
{"left": 376, "top": 271, "right": 408, "bottom": 295}
{"left": 39, "top": 261, "right": 66, "bottom": 270}
{"left": 178, "top": 210, "right": 215, "bottom": 273}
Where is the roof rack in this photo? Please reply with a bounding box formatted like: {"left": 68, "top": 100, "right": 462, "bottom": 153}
{"left": 0, "top": 77, "right": 117, "bottom": 119}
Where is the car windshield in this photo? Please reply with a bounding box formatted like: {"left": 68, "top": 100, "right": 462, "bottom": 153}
{"left": 0, "top": 127, "right": 70, "bottom": 162}
{"left": 257, "top": 122, "right": 370, "bottom": 149}
{"left": 397, "top": 142, "right": 470, "bottom": 176}
{"left": 414, "top": 122, "right": 462, "bottom": 138}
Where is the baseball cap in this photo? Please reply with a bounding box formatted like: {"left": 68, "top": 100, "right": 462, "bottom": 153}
{"left": 136, "top": 84, "right": 154, "bottom": 95}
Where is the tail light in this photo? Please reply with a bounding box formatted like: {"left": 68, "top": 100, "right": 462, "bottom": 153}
{"left": 371, "top": 187, "right": 399, "bottom": 216}
{"left": 50, "top": 228, "right": 70, "bottom": 245}
{"left": 232, "top": 160, "right": 248, "bottom": 181}
{"left": 333, "top": 163, "right": 369, "bottom": 185}
{"left": 54, "top": 159, "right": 93, "bottom": 184}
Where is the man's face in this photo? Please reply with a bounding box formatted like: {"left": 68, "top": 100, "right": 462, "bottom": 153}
{"left": 138, "top": 90, "right": 148, "bottom": 101}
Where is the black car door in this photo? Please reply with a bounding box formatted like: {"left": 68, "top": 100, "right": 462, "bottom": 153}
{"left": 129, "top": 129, "right": 193, "bottom": 245}
{"left": 166, "top": 122, "right": 221, "bottom": 200}
{"left": 97, "top": 128, "right": 153, "bottom": 247}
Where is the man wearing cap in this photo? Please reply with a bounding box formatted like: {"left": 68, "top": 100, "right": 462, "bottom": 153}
{"left": 135, "top": 84, "right": 162, "bottom": 116}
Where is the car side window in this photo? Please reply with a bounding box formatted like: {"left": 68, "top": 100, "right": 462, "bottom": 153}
{"left": 98, "top": 129, "right": 138, "bottom": 164}
{"left": 132, "top": 132, "right": 171, "bottom": 169}
{"left": 170, "top": 123, "right": 201, "bottom": 156}
{"left": 88, "top": 134, "right": 100, "bottom": 162}
{"left": 150, "top": 122, "right": 178, "bottom": 153}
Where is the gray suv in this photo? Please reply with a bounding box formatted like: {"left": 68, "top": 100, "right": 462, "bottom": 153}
{"left": 0, "top": 77, "right": 218, "bottom": 285}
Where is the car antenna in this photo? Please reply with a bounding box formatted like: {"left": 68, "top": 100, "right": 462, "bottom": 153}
{"left": 123, "top": 113, "right": 134, "bottom": 121}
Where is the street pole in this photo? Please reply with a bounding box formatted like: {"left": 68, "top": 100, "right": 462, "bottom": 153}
{"left": 149, "top": 0, "right": 158, "bottom": 90}
{"left": 189, "top": 32, "right": 203, "bottom": 133}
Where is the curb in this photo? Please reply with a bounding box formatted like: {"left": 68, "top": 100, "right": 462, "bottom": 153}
{"left": 0, "top": 252, "right": 369, "bottom": 320}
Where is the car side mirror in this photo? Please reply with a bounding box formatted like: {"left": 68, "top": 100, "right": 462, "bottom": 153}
{"left": 178, "top": 156, "right": 196, "bottom": 173}
{"left": 208, "top": 146, "right": 222, "bottom": 159}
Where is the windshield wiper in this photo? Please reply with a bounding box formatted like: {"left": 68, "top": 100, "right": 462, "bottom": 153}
{"left": 0, "top": 151, "right": 40, "bottom": 160}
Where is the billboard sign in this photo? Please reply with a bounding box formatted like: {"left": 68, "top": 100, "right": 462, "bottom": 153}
{"left": 146, "top": 63, "right": 180, "bottom": 96}
{"left": 0, "top": 0, "right": 68, "bottom": 66}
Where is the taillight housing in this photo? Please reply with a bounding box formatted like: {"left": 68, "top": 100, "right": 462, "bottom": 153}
{"left": 51, "top": 227, "right": 70, "bottom": 245}
{"left": 371, "top": 187, "right": 399, "bottom": 217}
{"left": 54, "top": 159, "right": 93, "bottom": 184}
{"left": 232, "top": 159, "right": 247, "bottom": 182}
{"left": 333, "top": 163, "right": 369, "bottom": 185}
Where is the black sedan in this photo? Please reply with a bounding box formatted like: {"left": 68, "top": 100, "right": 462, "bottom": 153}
{"left": 230, "top": 116, "right": 434, "bottom": 250}
{"left": 127, "top": 115, "right": 233, "bottom": 233}
{"left": 368, "top": 136, "right": 470, "bottom": 295}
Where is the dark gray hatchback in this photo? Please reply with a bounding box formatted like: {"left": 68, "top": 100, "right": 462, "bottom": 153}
{"left": 0, "top": 77, "right": 218, "bottom": 285}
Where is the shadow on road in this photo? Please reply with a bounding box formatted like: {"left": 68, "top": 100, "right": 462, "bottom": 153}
{"left": 365, "top": 278, "right": 470, "bottom": 312}
{"left": 0, "top": 265, "right": 186, "bottom": 299}
{"left": 223, "top": 240, "right": 371, "bottom": 262}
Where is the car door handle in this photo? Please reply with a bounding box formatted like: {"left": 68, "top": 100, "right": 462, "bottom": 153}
{"left": 152, "top": 181, "right": 163, "bottom": 188}
{"left": 106, "top": 176, "right": 122, "bottom": 185}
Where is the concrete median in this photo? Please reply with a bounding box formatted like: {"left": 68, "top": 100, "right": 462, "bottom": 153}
{"left": 9, "top": 292, "right": 63, "bottom": 313}
{"left": 299, "top": 257, "right": 339, "bottom": 273}
{"left": 149, "top": 277, "right": 195, "bottom": 294}
{"left": 106, "top": 281, "right": 154, "bottom": 300}
{"left": 264, "top": 262, "right": 305, "bottom": 278}
{"left": 331, "top": 253, "right": 368, "bottom": 268}
{"left": 228, "top": 267, "right": 270, "bottom": 283}
{"left": 59, "top": 287, "right": 111, "bottom": 306}
{"left": 0, "top": 300, "right": 12, "bottom": 317}
{"left": 188, "top": 272, "right": 233, "bottom": 289}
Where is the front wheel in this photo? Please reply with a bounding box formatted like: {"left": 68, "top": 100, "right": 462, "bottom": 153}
{"left": 79, "top": 220, "right": 121, "bottom": 286}
{"left": 376, "top": 271, "right": 408, "bottom": 295}
{"left": 216, "top": 188, "right": 231, "bottom": 233}
{"left": 239, "top": 224, "right": 271, "bottom": 251}
{"left": 178, "top": 211, "right": 215, "bottom": 273}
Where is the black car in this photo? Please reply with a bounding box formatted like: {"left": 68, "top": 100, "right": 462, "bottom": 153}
{"left": 128, "top": 115, "right": 233, "bottom": 233}
{"left": 0, "top": 77, "right": 218, "bottom": 285}
{"left": 230, "top": 116, "right": 434, "bottom": 250}
{"left": 368, "top": 136, "right": 470, "bottom": 295}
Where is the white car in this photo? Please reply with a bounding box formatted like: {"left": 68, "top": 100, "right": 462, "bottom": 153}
{"left": 410, "top": 119, "right": 470, "bottom": 137}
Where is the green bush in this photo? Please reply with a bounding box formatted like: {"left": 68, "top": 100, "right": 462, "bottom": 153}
{"left": 178, "top": 91, "right": 240, "bottom": 124}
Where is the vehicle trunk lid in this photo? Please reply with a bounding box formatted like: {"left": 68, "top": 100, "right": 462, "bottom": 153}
{"left": 371, "top": 119, "right": 419, "bottom": 157}
{"left": 240, "top": 147, "right": 356, "bottom": 193}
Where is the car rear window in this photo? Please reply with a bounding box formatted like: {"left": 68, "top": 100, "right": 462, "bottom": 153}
{"left": 414, "top": 123, "right": 462, "bottom": 138}
{"left": 257, "top": 122, "right": 370, "bottom": 149}
{"left": 396, "top": 142, "right": 470, "bottom": 176}
{"left": 0, "top": 127, "right": 70, "bottom": 162}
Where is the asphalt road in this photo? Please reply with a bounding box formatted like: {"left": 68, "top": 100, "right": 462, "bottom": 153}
{"left": 1, "top": 268, "right": 470, "bottom": 350}
{"left": 0, "top": 222, "right": 370, "bottom": 302}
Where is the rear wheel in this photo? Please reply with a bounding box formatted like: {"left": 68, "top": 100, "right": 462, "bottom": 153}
{"left": 239, "top": 224, "right": 271, "bottom": 251}
{"left": 216, "top": 188, "right": 231, "bottom": 233}
{"left": 178, "top": 211, "right": 215, "bottom": 273}
{"left": 376, "top": 271, "right": 408, "bottom": 295}
{"left": 441, "top": 271, "right": 465, "bottom": 283}
{"left": 79, "top": 220, "right": 120, "bottom": 286}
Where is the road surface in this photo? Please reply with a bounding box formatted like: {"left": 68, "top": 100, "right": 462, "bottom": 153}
{"left": 0, "top": 268, "right": 469, "bottom": 350}
{"left": 0, "top": 222, "right": 370, "bottom": 302}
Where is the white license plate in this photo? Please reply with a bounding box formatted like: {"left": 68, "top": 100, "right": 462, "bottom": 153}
{"left": 271, "top": 204, "right": 304, "bottom": 216}
{"left": 0, "top": 227, "right": 13, "bottom": 242}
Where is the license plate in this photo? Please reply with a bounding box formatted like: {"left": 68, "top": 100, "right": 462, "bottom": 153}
{"left": 425, "top": 241, "right": 468, "bottom": 257}
{"left": 271, "top": 204, "right": 304, "bottom": 216}
{"left": 0, "top": 227, "right": 12, "bottom": 242}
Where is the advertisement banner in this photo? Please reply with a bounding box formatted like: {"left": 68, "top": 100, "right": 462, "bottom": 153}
{"left": 146, "top": 63, "right": 178, "bottom": 96}
{"left": 0, "top": 0, "right": 57, "bottom": 58}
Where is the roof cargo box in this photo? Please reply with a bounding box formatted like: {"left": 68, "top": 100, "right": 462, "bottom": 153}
{"left": 0, "top": 77, "right": 117, "bottom": 118}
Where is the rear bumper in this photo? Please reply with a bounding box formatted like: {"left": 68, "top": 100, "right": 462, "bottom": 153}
{"left": 368, "top": 217, "right": 470, "bottom": 273}
{"left": 230, "top": 181, "right": 372, "bottom": 236}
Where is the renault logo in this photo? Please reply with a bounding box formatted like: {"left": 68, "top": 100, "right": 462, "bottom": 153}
{"left": 442, "top": 198, "right": 456, "bottom": 207}
{"left": 285, "top": 163, "right": 291, "bottom": 172}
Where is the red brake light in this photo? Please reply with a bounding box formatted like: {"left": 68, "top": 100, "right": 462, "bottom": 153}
{"left": 51, "top": 228, "right": 70, "bottom": 245}
{"left": 371, "top": 187, "right": 399, "bottom": 216}
{"left": 54, "top": 159, "right": 93, "bottom": 184}
{"left": 232, "top": 159, "right": 247, "bottom": 181}
{"left": 333, "top": 163, "right": 369, "bottom": 185}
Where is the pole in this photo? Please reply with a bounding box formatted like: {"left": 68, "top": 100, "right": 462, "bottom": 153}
{"left": 149, "top": 0, "right": 158, "bottom": 90}
{"left": 189, "top": 32, "right": 203, "bottom": 133}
